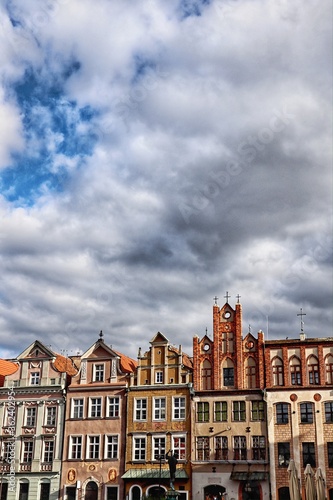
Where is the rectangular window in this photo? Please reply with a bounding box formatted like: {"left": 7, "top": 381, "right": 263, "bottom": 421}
{"left": 223, "top": 367, "right": 234, "bottom": 386}
{"left": 89, "top": 398, "right": 102, "bottom": 418}
{"left": 25, "top": 407, "right": 37, "bottom": 427}
{"left": 22, "top": 440, "right": 34, "bottom": 463}
{"left": 233, "top": 436, "right": 247, "bottom": 460}
{"left": 302, "top": 442, "right": 316, "bottom": 468}
{"left": 65, "top": 486, "right": 76, "bottom": 500}
{"left": 43, "top": 439, "right": 54, "bottom": 462}
{"left": 197, "top": 402, "right": 209, "bottom": 422}
{"left": 72, "top": 398, "right": 84, "bottom": 419}
{"left": 276, "top": 403, "right": 289, "bottom": 424}
{"left": 133, "top": 437, "right": 146, "bottom": 461}
{"left": 30, "top": 372, "right": 40, "bottom": 385}
{"left": 215, "top": 436, "right": 228, "bottom": 460}
{"left": 106, "top": 435, "right": 118, "bottom": 459}
{"left": 135, "top": 399, "right": 147, "bottom": 420}
{"left": 40, "top": 483, "right": 50, "bottom": 500}
{"left": 328, "top": 442, "right": 333, "bottom": 468}
{"left": 196, "top": 436, "right": 210, "bottom": 460}
{"left": 153, "top": 398, "right": 166, "bottom": 420}
{"left": 87, "top": 436, "right": 100, "bottom": 460}
{"left": 172, "top": 436, "right": 186, "bottom": 460}
{"left": 19, "top": 483, "right": 29, "bottom": 500}
{"left": 173, "top": 398, "right": 186, "bottom": 420}
{"left": 2, "top": 440, "right": 12, "bottom": 463}
{"left": 232, "top": 401, "right": 246, "bottom": 422}
{"left": 300, "top": 403, "right": 313, "bottom": 423}
{"left": 93, "top": 364, "right": 104, "bottom": 382}
{"left": 325, "top": 402, "right": 333, "bottom": 423}
{"left": 252, "top": 436, "right": 266, "bottom": 460}
{"left": 46, "top": 406, "right": 56, "bottom": 426}
{"left": 155, "top": 371, "right": 163, "bottom": 383}
{"left": 107, "top": 397, "right": 120, "bottom": 418}
{"left": 278, "top": 442, "right": 290, "bottom": 467}
{"left": 153, "top": 436, "right": 166, "bottom": 460}
{"left": 69, "top": 436, "right": 82, "bottom": 459}
{"left": 251, "top": 401, "right": 265, "bottom": 421}
{"left": 214, "top": 401, "right": 227, "bottom": 422}
{"left": 106, "top": 487, "right": 118, "bottom": 500}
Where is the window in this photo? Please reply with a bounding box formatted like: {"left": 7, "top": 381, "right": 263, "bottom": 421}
{"left": 22, "top": 440, "right": 34, "bottom": 463}
{"left": 251, "top": 401, "right": 264, "bottom": 421}
{"left": 276, "top": 403, "right": 289, "bottom": 424}
{"left": 2, "top": 440, "right": 12, "bottom": 462}
{"left": 19, "top": 482, "right": 29, "bottom": 500}
{"left": 233, "top": 401, "right": 246, "bottom": 421}
{"left": 325, "top": 402, "right": 333, "bottom": 423}
{"left": 87, "top": 435, "right": 100, "bottom": 460}
{"left": 153, "top": 436, "right": 166, "bottom": 460}
{"left": 72, "top": 399, "right": 84, "bottom": 419}
{"left": 215, "top": 436, "right": 228, "bottom": 460}
{"left": 40, "top": 483, "right": 51, "bottom": 500}
{"left": 290, "top": 356, "right": 301, "bottom": 385}
{"left": 246, "top": 358, "right": 256, "bottom": 388}
{"left": 155, "top": 371, "right": 163, "bottom": 383}
{"left": 302, "top": 442, "right": 316, "bottom": 467}
{"left": 89, "top": 398, "right": 102, "bottom": 418}
{"left": 107, "top": 397, "right": 120, "bottom": 418}
{"left": 202, "top": 360, "right": 212, "bottom": 390}
{"left": 30, "top": 372, "right": 40, "bottom": 385}
{"left": 307, "top": 355, "right": 319, "bottom": 384}
{"left": 173, "top": 397, "right": 186, "bottom": 420}
{"left": 214, "top": 401, "right": 227, "bottom": 422}
{"left": 93, "top": 364, "right": 104, "bottom": 382}
{"left": 252, "top": 436, "right": 266, "bottom": 460}
{"left": 65, "top": 486, "right": 76, "bottom": 500}
{"left": 233, "top": 436, "right": 247, "bottom": 460}
{"left": 43, "top": 439, "right": 54, "bottom": 462}
{"left": 106, "top": 487, "right": 118, "bottom": 500}
{"left": 221, "top": 331, "right": 234, "bottom": 353}
{"left": 223, "top": 367, "right": 234, "bottom": 386}
{"left": 328, "top": 442, "right": 333, "bottom": 468}
{"left": 135, "top": 399, "right": 147, "bottom": 420}
{"left": 172, "top": 435, "right": 186, "bottom": 460}
{"left": 133, "top": 437, "right": 146, "bottom": 461}
{"left": 325, "top": 354, "right": 333, "bottom": 384}
{"left": 69, "top": 436, "right": 82, "bottom": 459}
{"left": 197, "top": 402, "right": 209, "bottom": 422}
{"left": 272, "top": 357, "right": 284, "bottom": 386}
{"left": 45, "top": 406, "right": 56, "bottom": 426}
{"left": 300, "top": 403, "right": 313, "bottom": 423}
{"left": 153, "top": 398, "right": 166, "bottom": 420}
{"left": 278, "top": 442, "right": 290, "bottom": 467}
{"left": 105, "top": 435, "right": 118, "bottom": 459}
{"left": 196, "top": 436, "right": 210, "bottom": 460}
{"left": 25, "top": 407, "right": 37, "bottom": 427}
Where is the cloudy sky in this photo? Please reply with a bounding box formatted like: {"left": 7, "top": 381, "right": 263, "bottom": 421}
{"left": 0, "top": 0, "right": 331, "bottom": 361}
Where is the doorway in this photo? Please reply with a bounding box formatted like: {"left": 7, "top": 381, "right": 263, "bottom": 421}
{"left": 85, "top": 481, "right": 98, "bottom": 500}
{"left": 204, "top": 484, "right": 226, "bottom": 500}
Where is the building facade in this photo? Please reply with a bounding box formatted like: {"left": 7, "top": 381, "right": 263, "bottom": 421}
{"left": 192, "top": 299, "right": 270, "bottom": 500}
{"left": 123, "top": 332, "right": 193, "bottom": 500}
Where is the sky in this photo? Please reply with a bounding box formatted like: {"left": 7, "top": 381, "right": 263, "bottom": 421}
{"left": 0, "top": 0, "right": 332, "bottom": 361}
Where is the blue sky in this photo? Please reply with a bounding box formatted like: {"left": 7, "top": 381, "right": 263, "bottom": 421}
{"left": 0, "top": 0, "right": 332, "bottom": 359}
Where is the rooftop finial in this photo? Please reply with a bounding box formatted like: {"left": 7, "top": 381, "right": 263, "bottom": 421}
{"left": 297, "top": 308, "right": 306, "bottom": 335}
{"left": 236, "top": 294, "right": 241, "bottom": 303}
{"left": 99, "top": 330, "right": 104, "bottom": 341}
{"left": 224, "top": 291, "right": 230, "bottom": 303}
{"left": 213, "top": 296, "right": 219, "bottom": 305}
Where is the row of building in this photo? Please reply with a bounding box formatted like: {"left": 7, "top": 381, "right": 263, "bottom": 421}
{"left": 0, "top": 299, "right": 332, "bottom": 500}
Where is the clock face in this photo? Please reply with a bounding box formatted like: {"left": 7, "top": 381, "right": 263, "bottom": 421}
{"left": 203, "top": 343, "right": 210, "bottom": 351}
{"left": 223, "top": 311, "right": 231, "bottom": 319}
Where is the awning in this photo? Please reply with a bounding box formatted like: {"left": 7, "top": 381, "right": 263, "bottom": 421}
{"left": 230, "top": 472, "right": 268, "bottom": 481}
{"left": 122, "top": 469, "right": 188, "bottom": 480}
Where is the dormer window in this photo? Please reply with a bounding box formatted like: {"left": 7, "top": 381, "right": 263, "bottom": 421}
{"left": 93, "top": 364, "right": 104, "bottom": 382}
{"left": 30, "top": 372, "right": 40, "bottom": 385}
{"left": 155, "top": 371, "right": 163, "bottom": 384}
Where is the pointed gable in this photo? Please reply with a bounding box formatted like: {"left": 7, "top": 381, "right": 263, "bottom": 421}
{"left": 150, "top": 331, "right": 169, "bottom": 344}
{"left": 17, "top": 340, "right": 55, "bottom": 360}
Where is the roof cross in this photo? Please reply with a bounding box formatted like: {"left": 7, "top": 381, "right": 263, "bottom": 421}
{"left": 213, "top": 296, "right": 219, "bottom": 305}
{"left": 224, "top": 291, "right": 230, "bottom": 303}
{"left": 297, "top": 308, "right": 306, "bottom": 332}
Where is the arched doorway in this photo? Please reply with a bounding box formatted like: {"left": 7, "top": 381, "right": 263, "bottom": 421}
{"left": 241, "top": 481, "right": 261, "bottom": 500}
{"left": 204, "top": 484, "right": 226, "bottom": 500}
{"left": 85, "top": 481, "right": 98, "bottom": 500}
{"left": 130, "top": 485, "right": 141, "bottom": 500}
{"left": 147, "top": 485, "right": 167, "bottom": 499}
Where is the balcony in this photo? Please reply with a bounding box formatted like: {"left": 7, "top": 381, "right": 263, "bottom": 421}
{"left": 40, "top": 463, "right": 53, "bottom": 472}
{"left": 19, "top": 463, "right": 32, "bottom": 472}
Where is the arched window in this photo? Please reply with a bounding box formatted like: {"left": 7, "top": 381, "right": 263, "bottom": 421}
{"left": 221, "top": 331, "right": 234, "bottom": 353}
{"left": 278, "top": 486, "right": 290, "bottom": 500}
{"left": 19, "top": 480, "right": 29, "bottom": 500}
{"left": 289, "top": 356, "right": 301, "bottom": 385}
{"left": 222, "top": 358, "right": 234, "bottom": 387}
{"left": 307, "top": 355, "right": 319, "bottom": 384}
{"left": 130, "top": 486, "right": 141, "bottom": 500}
{"left": 85, "top": 481, "right": 98, "bottom": 500}
{"left": 325, "top": 354, "right": 333, "bottom": 385}
{"left": 201, "top": 359, "right": 212, "bottom": 390}
{"left": 272, "top": 356, "right": 284, "bottom": 386}
{"left": 245, "top": 357, "right": 256, "bottom": 388}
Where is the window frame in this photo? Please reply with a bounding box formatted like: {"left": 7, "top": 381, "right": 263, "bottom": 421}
{"left": 173, "top": 397, "right": 186, "bottom": 420}
{"left": 232, "top": 401, "right": 246, "bottom": 422}
{"left": 196, "top": 436, "right": 210, "bottom": 460}
{"left": 71, "top": 398, "right": 84, "bottom": 419}
{"left": 69, "top": 435, "right": 83, "bottom": 460}
{"left": 278, "top": 442, "right": 290, "bottom": 467}
{"left": 251, "top": 401, "right": 265, "bottom": 421}
{"left": 105, "top": 435, "right": 119, "bottom": 460}
{"left": 107, "top": 397, "right": 120, "bottom": 418}
{"left": 25, "top": 407, "right": 37, "bottom": 427}
{"left": 86, "top": 435, "right": 100, "bottom": 460}
{"left": 93, "top": 363, "right": 105, "bottom": 382}
{"left": 325, "top": 402, "right": 333, "bottom": 423}
{"left": 300, "top": 403, "right": 314, "bottom": 424}
{"left": 30, "top": 372, "right": 40, "bottom": 385}
{"left": 214, "top": 401, "right": 227, "bottom": 422}
{"left": 45, "top": 406, "right": 57, "bottom": 426}
{"left": 43, "top": 438, "right": 55, "bottom": 463}
{"left": 88, "top": 397, "right": 102, "bottom": 418}
{"left": 153, "top": 398, "right": 166, "bottom": 421}
{"left": 134, "top": 398, "right": 147, "bottom": 421}
{"left": 133, "top": 435, "right": 146, "bottom": 461}
{"left": 276, "top": 403, "right": 289, "bottom": 424}
{"left": 197, "top": 402, "right": 209, "bottom": 422}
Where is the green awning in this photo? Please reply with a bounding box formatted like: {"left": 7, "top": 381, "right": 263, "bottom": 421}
{"left": 230, "top": 472, "right": 268, "bottom": 481}
{"left": 122, "top": 469, "right": 188, "bottom": 480}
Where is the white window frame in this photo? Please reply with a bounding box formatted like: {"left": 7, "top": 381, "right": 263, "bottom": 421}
{"left": 30, "top": 372, "right": 40, "bottom": 385}
{"left": 21, "top": 440, "right": 34, "bottom": 463}
{"left": 155, "top": 371, "right": 163, "bottom": 383}
{"left": 134, "top": 398, "right": 147, "bottom": 421}
{"left": 171, "top": 434, "right": 186, "bottom": 460}
{"left": 107, "top": 397, "right": 120, "bottom": 418}
{"left": 133, "top": 435, "right": 146, "bottom": 461}
{"left": 71, "top": 398, "right": 84, "bottom": 419}
{"left": 43, "top": 438, "right": 55, "bottom": 463}
{"left": 69, "top": 435, "right": 82, "bottom": 460}
{"left": 173, "top": 397, "right": 186, "bottom": 420}
{"left": 88, "top": 397, "right": 102, "bottom": 418}
{"left": 105, "top": 434, "right": 119, "bottom": 459}
{"left": 86, "top": 435, "right": 100, "bottom": 460}
{"left": 93, "top": 363, "right": 105, "bottom": 382}
{"left": 45, "top": 406, "right": 57, "bottom": 426}
{"left": 153, "top": 397, "right": 166, "bottom": 421}
{"left": 152, "top": 435, "right": 166, "bottom": 461}
{"left": 25, "top": 407, "right": 37, "bottom": 427}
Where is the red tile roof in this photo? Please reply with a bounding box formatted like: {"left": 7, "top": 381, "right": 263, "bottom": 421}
{"left": 0, "top": 359, "right": 19, "bottom": 376}
{"left": 114, "top": 351, "right": 138, "bottom": 373}
{"left": 52, "top": 354, "right": 78, "bottom": 376}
